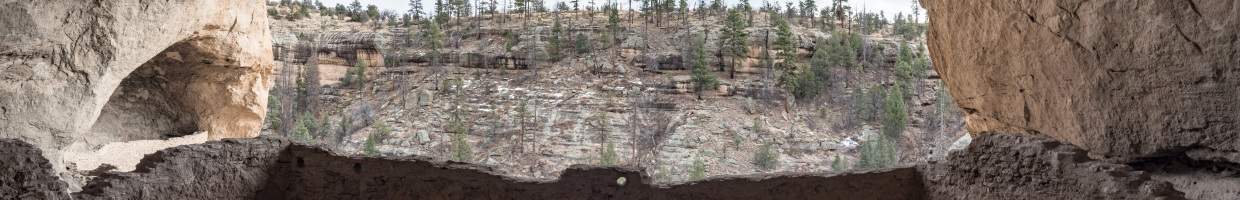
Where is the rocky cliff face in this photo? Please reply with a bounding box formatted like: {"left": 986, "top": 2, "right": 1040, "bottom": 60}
{"left": 0, "top": 0, "right": 273, "bottom": 156}
{"left": 922, "top": 0, "right": 1240, "bottom": 161}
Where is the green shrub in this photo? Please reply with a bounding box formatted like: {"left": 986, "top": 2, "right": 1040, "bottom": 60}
{"left": 266, "top": 95, "right": 282, "bottom": 130}
{"left": 689, "top": 155, "right": 707, "bottom": 181}
{"left": 830, "top": 155, "right": 846, "bottom": 171}
{"left": 752, "top": 142, "right": 779, "bottom": 171}
{"left": 363, "top": 132, "right": 379, "bottom": 156}
{"left": 372, "top": 120, "right": 391, "bottom": 143}
{"left": 855, "top": 133, "right": 897, "bottom": 169}
{"left": 451, "top": 131, "right": 472, "bottom": 162}
{"left": 449, "top": 110, "right": 473, "bottom": 162}
{"left": 599, "top": 141, "right": 617, "bottom": 166}
{"left": 293, "top": 120, "right": 311, "bottom": 142}
{"left": 575, "top": 32, "right": 591, "bottom": 54}
{"left": 690, "top": 33, "right": 718, "bottom": 99}
{"left": 294, "top": 112, "right": 318, "bottom": 141}
{"left": 882, "top": 84, "right": 908, "bottom": 139}
{"left": 343, "top": 60, "right": 368, "bottom": 88}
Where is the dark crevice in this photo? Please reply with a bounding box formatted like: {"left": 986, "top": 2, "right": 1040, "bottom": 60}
{"left": 1173, "top": 25, "right": 1204, "bottom": 54}
{"left": 1184, "top": 0, "right": 1203, "bottom": 17}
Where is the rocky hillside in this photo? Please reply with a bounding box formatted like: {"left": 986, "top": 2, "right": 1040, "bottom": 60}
{"left": 263, "top": 3, "right": 966, "bottom": 182}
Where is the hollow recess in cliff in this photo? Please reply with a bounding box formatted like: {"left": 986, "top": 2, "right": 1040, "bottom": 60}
{"left": 88, "top": 36, "right": 252, "bottom": 144}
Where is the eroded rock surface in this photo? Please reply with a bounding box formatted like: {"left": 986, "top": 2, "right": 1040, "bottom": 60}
{"left": 0, "top": 134, "right": 1196, "bottom": 199}
{"left": 72, "top": 137, "right": 925, "bottom": 200}
{"left": 921, "top": 134, "right": 1183, "bottom": 199}
{"left": 0, "top": 139, "right": 69, "bottom": 200}
{"left": 0, "top": 0, "right": 273, "bottom": 155}
{"left": 922, "top": 0, "right": 1240, "bottom": 160}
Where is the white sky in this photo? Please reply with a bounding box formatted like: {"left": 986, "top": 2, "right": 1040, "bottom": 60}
{"left": 298, "top": 0, "right": 921, "bottom": 19}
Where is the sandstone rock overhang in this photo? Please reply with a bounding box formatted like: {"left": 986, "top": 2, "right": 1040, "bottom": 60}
{"left": 0, "top": 134, "right": 1184, "bottom": 200}
{"left": 0, "top": 0, "right": 273, "bottom": 155}
{"left": 921, "top": 0, "right": 1240, "bottom": 161}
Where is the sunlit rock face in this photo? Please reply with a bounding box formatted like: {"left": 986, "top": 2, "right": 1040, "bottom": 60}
{"left": 922, "top": 0, "right": 1240, "bottom": 160}
{"left": 0, "top": 0, "right": 273, "bottom": 155}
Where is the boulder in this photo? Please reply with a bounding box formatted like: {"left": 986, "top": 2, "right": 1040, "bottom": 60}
{"left": 923, "top": 0, "right": 1240, "bottom": 160}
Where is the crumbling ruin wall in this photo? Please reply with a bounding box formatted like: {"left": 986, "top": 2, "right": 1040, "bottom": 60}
{"left": 0, "top": 0, "right": 273, "bottom": 154}
{"left": 259, "top": 145, "right": 925, "bottom": 199}
{"left": 72, "top": 138, "right": 289, "bottom": 200}
{"left": 0, "top": 135, "right": 1196, "bottom": 200}
{"left": 920, "top": 134, "right": 1183, "bottom": 199}
{"left": 921, "top": 0, "right": 1240, "bottom": 161}
{"left": 68, "top": 138, "right": 926, "bottom": 200}
{"left": 0, "top": 139, "right": 69, "bottom": 200}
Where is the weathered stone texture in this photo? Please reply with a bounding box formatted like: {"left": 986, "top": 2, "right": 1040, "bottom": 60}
{"left": 922, "top": 0, "right": 1240, "bottom": 160}
{"left": 920, "top": 134, "right": 1184, "bottom": 200}
{"left": 0, "top": 0, "right": 274, "bottom": 152}
{"left": 0, "top": 139, "right": 69, "bottom": 200}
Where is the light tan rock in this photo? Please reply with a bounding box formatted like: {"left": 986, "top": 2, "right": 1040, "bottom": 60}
{"left": 0, "top": 0, "right": 273, "bottom": 152}
{"left": 923, "top": 0, "right": 1240, "bottom": 160}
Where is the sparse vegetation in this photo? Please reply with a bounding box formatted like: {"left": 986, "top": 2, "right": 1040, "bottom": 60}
{"left": 831, "top": 155, "right": 846, "bottom": 171}
{"left": 883, "top": 84, "right": 908, "bottom": 139}
{"left": 752, "top": 142, "right": 779, "bottom": 171}
{"left": 257, "top": 0, "right": 941, "bottom": 182}
{"left": 855, "top": 131, "right": 897, "bottom": 169}
{"left": 690, "top": 154, "right": 707, "bottom": 180}
{"left": 363, "top": 134, "right": 378, "bottom": 156}
{"left": 690, "top": 33, "right": 718, "bottom": 100}
{"left": 599, "top": 141, "right": 617, "bottom": 166}
{"left": 343, "top": 60, "right": 367, "bottom": 89}
{"left": 721, "top": 10, "right": 749, "bottom": 79}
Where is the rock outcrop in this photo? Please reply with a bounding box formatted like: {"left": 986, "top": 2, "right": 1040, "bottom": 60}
{"left": 0, "top": 0, "right": 273, "bottom": 154}
{"left": 922, "top": 0, "right": 1240, "bottom": 160}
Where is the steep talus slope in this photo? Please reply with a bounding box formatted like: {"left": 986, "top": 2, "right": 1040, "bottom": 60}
{"left": 0, "top": 0, "right": 273, "bottom": 155}
{"left": 922, "top": 0, "right": 1240, "bottom": 160}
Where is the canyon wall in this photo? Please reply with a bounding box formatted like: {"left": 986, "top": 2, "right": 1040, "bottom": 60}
{"left": 921, "top": 0, "right": 1240, "bottom": 160}
{"left": 0, "top": 0, "right": 273, "bottom": 154}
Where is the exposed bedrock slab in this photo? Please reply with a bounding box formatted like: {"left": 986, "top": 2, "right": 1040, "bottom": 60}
{"left": 0, "top": 0, "right": 274, "bottom": 154}
{"left": 921, "top": 0, "right": 1240, "bottom": 160}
